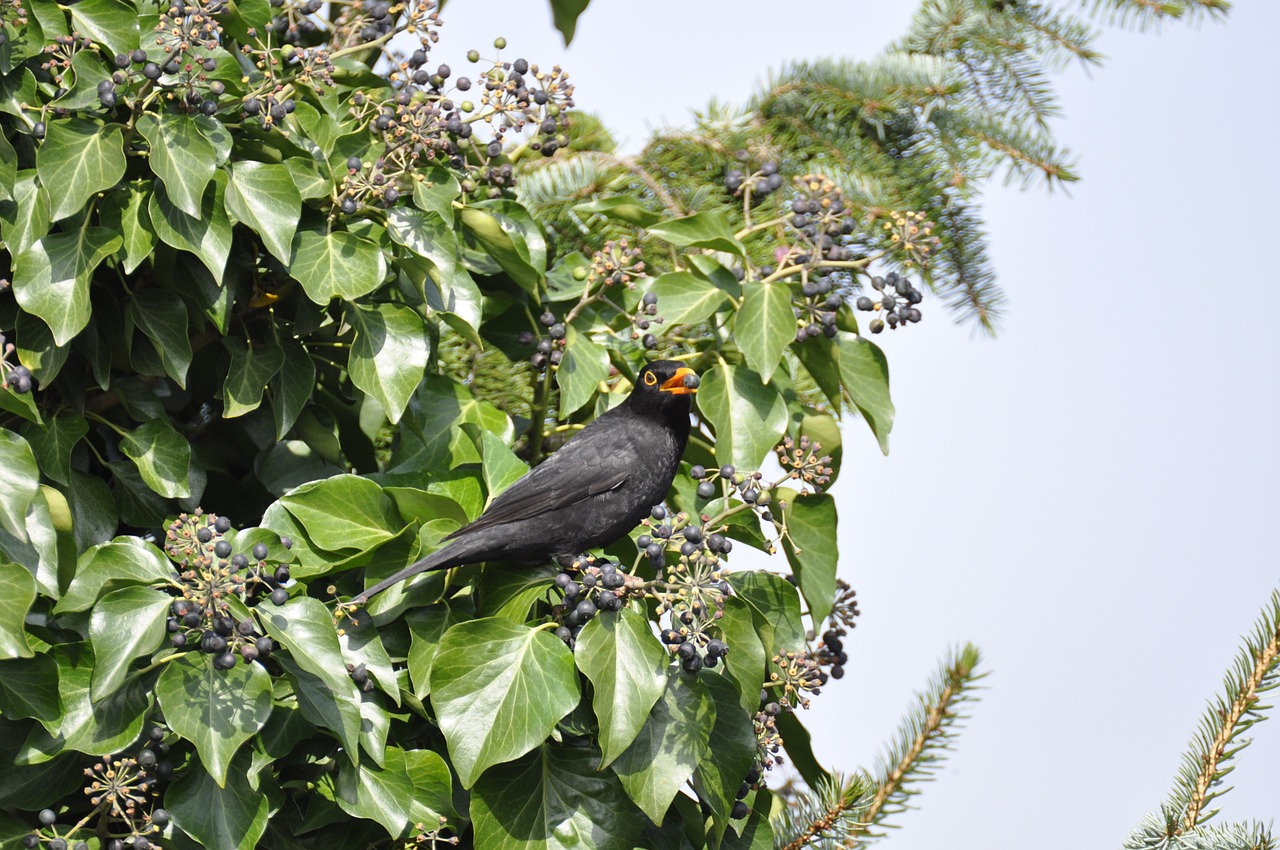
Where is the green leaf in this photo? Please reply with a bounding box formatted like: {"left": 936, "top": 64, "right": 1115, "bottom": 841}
{"left": 137, "top": 113, "right": 215, "bottom": 218}
{"left": 774, "top": 711, "right": 830, "bottom": 789}
{"left": 13, "top": 227, "right": 122, "bottom": 345}
{"left": 222, "top": 337, "right": 284, "bottom": 418}
{"left": 257, "top": 596, "right": 364, "bottom": 761}
{"left": 157, "top": 651, "right": 273, "bottom": 787}
{"left": 280, "top": 474, "right": 398, "bottom": 552}
{"left": 430, "top": 618, "right": 580, "bottom": 788}
{"left": 557, "top": 326, "right": 609, "bottom": 416}
{"left": 15, "top": 308, "right": 69, "bottom": 384}
{"left": 0, "top": 652, "right": 61, "bottom": 724}
{"left": 836, "top": 332, "right": 894, "bottom": 455}
{"left": 721, "top": 789, "right": 774, "bottom": 850}
{"left": 781, "top": 494, "right": 838, "bottom": 626}
{"left": 549, "top": 0, "right": 591, "bottom": 44}
{"left": 67, "top": 0, "right": 140, "bottom": 56}
{"left": 0, "top": 561, "right": 36, "bottom": 660}
{"left": 644, "top": 272, "right": 730, "bottom": 327}
{"left": 226, "top": 161, "right": 302, "bottom": 263}
{"left": 798, "top": 411, "right": 843, "bottom": 486}
{"left": 99, "top": 182, "right": 155, "bottom": 273}
{"left": 646, "top": 211, "right": 745, "bottom": 255}
{"left": 270, "top": 339, "right": 315, "bottom": 439}
{"left": 120, "top": 418, "right": 193, "bottom": 499}
{"left": 0, "top": 125, "right": 15, "bottom": 200}
{"left": 20, "top": 642, "right": 151, "bottom": 760}
{"left": 0, "top": 171, "right": 50, "bottom": 258}
{"left": 55, "top": 49, "right": 112, "bottom": 111}
{"left": 335, "top": 746, "right": 453, "bottom": 837}
{"left": 691, "top": 674, "right": 756, "bottom": 823}
{"left": 411, "top": 165, "right": 460, "bottom": 220}
{"left": 131, "top": 295, "right": 193, "bottom": 387}
{"left": 575, "top": 608, "right": 669, "bottom": 768}
{"left": 290, "top": 228, "right": 387, "bottom": 304}
{"left": 35, "top": 118, "right": 126, "bottom": 221}
{"left": 57, "top": 537, "right": 174, "bottom": 613}
{"left": 62, "top": 470, "right": 119, "bottom": 553}
{"left": 695, "top": 362, "right": 787, "bottom": 472}
{"left": 0, "top": 428, "right": 39, "bottom": 543}
{"left": 149, "top": 178, "right": 233, "bottom": 279}
{"left": 349, "top": 302, "right": 429, "bottom": 425}
{"left": 792, "top": 335, "right": 842, "bottom": 409}
{"left": 611, "top": 671, "right": 714, "bottom": 824}
{"left": 459, "top": 205, "right": 542, "bottom": 292}
{"left": 725, "top": 571, "right": 806, "bottom": 657}
{"left": 719, "top": 598, "right": 767, "bottom": 717}
{"left": 405, "top": 602, "right": 467, "bottom": 700}
{"left": 88, "top": 585, "right": 171, "bottom": 699}
{"left": 168, "top": 751, "right": 271, "bottom": 850}
{"left": 466, "top": 426, "right": 529, "bottom": 501}
{"left": 736, "top": 282, "right": 795, "bottom": 384}
{"left": 574, "top": 195, "right": 661, "bottom": 227}
{"left": 471, "top": 744, "right": 644, "bottom": 850}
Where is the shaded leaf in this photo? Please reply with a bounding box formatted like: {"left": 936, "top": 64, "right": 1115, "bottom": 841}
{"left": 781, "top": 494, "right": 838, "bottom": 626}
{"left": 0, "top": 652, "right": 61, "bottom": 724}
{"left": 223, "top": 337, "right": 284, "bottom": 418}
{"left": 270, "top": 339, "right": 315, "bottom": 439}
{"left": 0, "top": 428, "right": 39, "bottom": 543}
{"left": 0, "top": 561, "right": 36, "bottom": 659}
{"left": 12, "top": 227, "right": 122, "bottom": 345}
{"left": 131, "top": 295, "right": 193, "bottom": 387}
{"left": 334, "top": 745, "right": 453, "bottom": 837}
{"left": 718, "top": 598, "right": 767, "bottom": 717}
{"left": 157, "top": 651, "right": 273, "bottom": 787}
{"left": 691, "top": 674, "right": 756, "bottom": 822}
{"left": 149, "top": 178, "right": 233, "bottom": 279}
{"left": 836, "top": 332, "right": 894, "bottom": 455}
{"left": 168, "top": 751, "right": 271, "bottom": 850}
{"left": 557, "top": 326, "right": 609, "bottom": 416}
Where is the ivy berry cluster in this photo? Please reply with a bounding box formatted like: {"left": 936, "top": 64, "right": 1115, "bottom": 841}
{"left": 856, "top": 271, "right": 924, "bottom": 333}
{"left": 0, "top": 331, "right": 34, "bottom": 393}
{"left": 552, "top": 556, "right": 633, "bottom": 646}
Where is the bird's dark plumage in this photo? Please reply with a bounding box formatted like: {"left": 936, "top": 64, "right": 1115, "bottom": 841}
{"left": 354, "top": 360, "right": 697, "bottom": 602}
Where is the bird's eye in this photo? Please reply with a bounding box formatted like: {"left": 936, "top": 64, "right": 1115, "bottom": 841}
{"left": 643, "top": 371, "right": 658, "bottom": 386}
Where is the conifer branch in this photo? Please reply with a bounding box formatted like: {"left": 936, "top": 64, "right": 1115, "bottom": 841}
{"left": 772, "top": 773, "right": 875, "bottom": 850}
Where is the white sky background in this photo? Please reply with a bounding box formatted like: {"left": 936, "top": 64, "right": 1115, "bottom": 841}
{"left": 424, "top": 2, "right": 1280, "bottom": 846}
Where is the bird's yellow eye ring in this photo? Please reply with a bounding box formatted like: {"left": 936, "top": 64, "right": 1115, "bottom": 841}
{"left": 643, "top": 371, "right": 658, "bottom": 386}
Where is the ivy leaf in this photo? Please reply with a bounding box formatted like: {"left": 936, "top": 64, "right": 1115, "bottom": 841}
{"left": 88, "top": 585, "right": 171, "bottom": 700}
{"left": 610, "top": 671, "right": 714, "bottom": 825}
{"left": 349, "top": 302, "right": 429, "bottom": 425}
{"left": 13, "top": 227, "right": 122, "bottom": 345}
{"left": 471, "top": 744, "right": 644, "bottom": 850}
{"left": 736, "top": 282, "right": 795, "bottom": 383}
{"left": 16, "top": 309, "right": 68, "bottom": 384}
{"left": 695, "top": 362, "right": 787, "bottom": 472}
{"left": 836, "top": 331, "right": 894, "bottom": 455}
{"left": 270, "top": 339, "right": 315, "bottom": 439}
{"left": 646, "top": 211, "right": 745, "bottom": 255}
{"left": 67, "top": 0, "right": 140, "bottom": 56}
{"left": 130, "top": 296, "right": 192, "bottom": 388}
{"left": 774, "top": 711, "right": 830, "bottom": 789}
{"left": 222, "top": 337, "right": 284, "bottom": 418}
{"left": 0, "top": 653, "right": 61, "bottom": 724}
{"left": 458, "top": 205, "right": 542, "bottom": 292}
{"left": 405, "top": 602, "right": 468, "bottom": 700}
{"left": 156, "top": 651, "right": 273, "bottom": 787}
{"left": 99, "top": 182, "right": 155, "bottom": 274}
{"left": 781, "top": 494, "right": 838, "bottom": 626}
{"left": 0, "top": 129, "right": 14, "bottom": 200}
{"left": 0, "top": 171, "right": 50, "bottom": 256}
{"left": 573, "top": 195, "right": 661, "bottom": 227}
{"left": 388, "top": 211, "right": 484, "bottom": 334}
{"left": 334, "top": 745, "right": 453, "bottom": 838}
{"left": 57, "top": 537, "right": 174, "bottom": 613}
{"left": 465, "top": 425, "right": 529, "bottom": 501}
{"left": 643, "top": 272, "right": 730, "bottom": 327}
{"left": 290, "top": 228, "right": 387, "bottom": 304}
{"left": 430, "top": 618, "right": 580, "bottom": 788}
{"left": 225, "top": 161, "right": 302, "bottom": 263}
{"left": 137, "top": 113, "right": 215, "bottom": 218}
{"left": 257, "top": 596, "right": 364, "bottom": 762}
{"left": 722, "top": 789, "right": 775, "bottom": 850}
{"left": 149, "top": 178, "right": 233, "bottom": 279}
{"left": 119, "top": 418, "right": 192, "bottom": 499}
{"left": 0, "top": 427, "right": 39, "bottom": 543}
{"left": 719, "top": 597, "right": 767, "bottom": 717}
{"left": 557, "top": 327, "right": 609, "bottom": 416}
{"left": 574, "top": 608, "right": 669, "bottom": 768}
{"left": 20, "top": 642, "right": 151, "bottom": 760}
{"left": 35, "top": 118, "right": 126, "bottom": 222}
{"left": 549, "top": 0, "right": 591, "bottom": 45}
{"left": 0, "top": 561, "right": 36, "bottom": 660}
{"left": 411, "top": 165, "right": 460, "bottom": 220}
{"left": 691, "top": 674, "right": 756, "bottom": 823}
{"left": 168, "top": 751, "right": 271, "bottom": 850}
{"left": 725, "top": 571, "right": 806, "bottom": 657}
{"left": 279, "top": 474, "right": 398, "bottom": 552}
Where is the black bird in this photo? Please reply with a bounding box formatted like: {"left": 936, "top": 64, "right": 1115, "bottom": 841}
{"left": 354, "top": 360, "right": 698, "bottom": 602}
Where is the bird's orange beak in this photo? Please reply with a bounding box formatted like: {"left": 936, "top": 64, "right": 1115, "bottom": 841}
{"left": 660, "top": 367, "right": 698, "bottom": 395}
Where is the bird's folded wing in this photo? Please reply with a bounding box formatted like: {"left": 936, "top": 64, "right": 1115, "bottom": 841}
{"left": 444, "top": 433, "right": 633, "bottom": 537}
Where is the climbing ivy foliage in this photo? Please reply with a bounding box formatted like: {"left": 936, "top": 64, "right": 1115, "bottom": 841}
{"left": 0, "top": 1, "right": 890, "bottom": 848}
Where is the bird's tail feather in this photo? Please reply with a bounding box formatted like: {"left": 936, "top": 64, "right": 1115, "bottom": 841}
{"left": 352, "top": 543, "right": 461, "bottom": 604}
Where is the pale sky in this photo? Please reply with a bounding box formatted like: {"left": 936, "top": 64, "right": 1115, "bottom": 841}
{"left": 423, "top": 2, "right": 1280, "bottom": 846}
